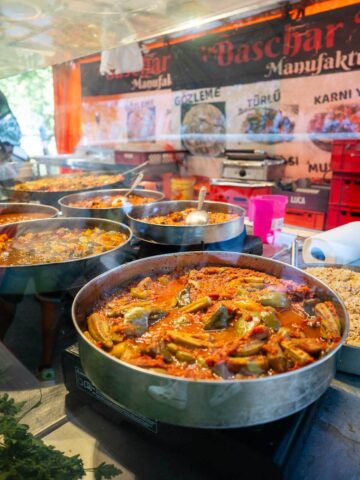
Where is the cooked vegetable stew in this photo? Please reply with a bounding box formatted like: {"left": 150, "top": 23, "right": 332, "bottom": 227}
{"left": 0, "top": 227, "right": 128, "bottom": 266}
{"left": 85, "top": 266, "right": 341, "bottom": 380}
{"left": 68, "top": 194, "right": 158, "bottom": 209}
{"left": 142, "top": 209, "right": 238, "bottom": 225}
{"left": 13, "top": 173, "right": 123, "bottom": 192}
{"left": 0, "top": 212, "right": 51, "bottom": 225}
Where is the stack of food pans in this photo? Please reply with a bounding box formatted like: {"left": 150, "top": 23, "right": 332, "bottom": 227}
{"left": 0, "top": 167, "right": 155, "bottom": 294}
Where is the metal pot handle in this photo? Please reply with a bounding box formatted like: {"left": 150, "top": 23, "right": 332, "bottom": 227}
{"left": 197, "top": 186, "right": 207, "bottom": 211}
{"left": 291, "top": 239, "right": 299, "bottom": 267}
{"left": 123, "top": 161, "right": 149, "bottom": 176}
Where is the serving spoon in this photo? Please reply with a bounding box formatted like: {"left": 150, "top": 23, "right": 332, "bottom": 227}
{"left": 111, "top": 172, "right": 144, "bottom": 207}
{"left": 185, "top": 186, "right": 209, "bottom": 225}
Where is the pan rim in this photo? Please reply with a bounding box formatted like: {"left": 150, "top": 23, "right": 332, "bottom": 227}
{"left": 0, "top": 201, "right": 59, "bottom": 216}
{"left": 3, "top": 171, "right": 125, "bottom": 195}
{"left": 58, "top": 188, "right": 164, "bottom": 211}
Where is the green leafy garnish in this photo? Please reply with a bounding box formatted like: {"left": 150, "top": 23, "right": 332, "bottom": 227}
{"left": 92, "top": 462, "right": 122, "bottom": 480}
{"left": 0, "top": 394, "right": 122, "bottom": 479}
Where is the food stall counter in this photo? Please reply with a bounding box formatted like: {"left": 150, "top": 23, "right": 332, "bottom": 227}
{"left": 1, "top": 235, "right": 360, "bottom": 479}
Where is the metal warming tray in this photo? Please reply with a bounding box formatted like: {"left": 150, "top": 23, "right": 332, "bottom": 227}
{"left": 221, "top": 159, "right": 285, "bottom": 181}
{"left": 303, "top": 264, "right": 360, "bottom": 376}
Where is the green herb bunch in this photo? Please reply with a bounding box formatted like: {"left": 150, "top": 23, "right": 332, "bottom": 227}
{"left": 0, "top": 394, "right": 121, "bottom": 480}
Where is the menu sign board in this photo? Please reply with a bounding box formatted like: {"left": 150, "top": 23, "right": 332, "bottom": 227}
{"left": 76, "top": 3, "right": 360, "bottom": 180}
{"left": 81, "top": 46, "right": 172, "bottom": 96}
{"left": 80, "top": 4, "right": 360, "bottom": 96}
{"left": 171, "top": 4, "right": 360, "bottom": 89}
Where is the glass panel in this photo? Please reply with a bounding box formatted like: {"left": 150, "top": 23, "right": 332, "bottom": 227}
{"left": 0, "top": 0, "right": 277, "bottom": 78}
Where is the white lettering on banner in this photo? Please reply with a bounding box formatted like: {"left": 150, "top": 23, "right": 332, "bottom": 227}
{"left": 265, "top": 50, "right": 360, "bottom": 79}
{"left": 131, "top": 73, "right": 172, "bottom": 90}
{"left": 125, "top": 100, "right": 155, "bottom": 111}
{"left": 290, "top": 196, "right": 306, "bottom": 205}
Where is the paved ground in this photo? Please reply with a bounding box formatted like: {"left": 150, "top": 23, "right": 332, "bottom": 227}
{"left": 3, "top": 294, "right": 75, "bottom": 381}
{"left": 2, "top": 295, "right": 360, "bottom": 480}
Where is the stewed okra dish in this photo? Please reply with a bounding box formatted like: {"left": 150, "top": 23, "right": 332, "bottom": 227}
{"left": 84, "top": 266, "right": 342, "bottom": 380}
{"left": 0, "top": 227, "right": 128, "bottom": 266}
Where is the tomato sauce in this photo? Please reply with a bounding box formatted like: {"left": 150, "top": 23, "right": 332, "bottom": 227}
{"left": 85, "top": 266, "right": 341, "bottom": 380}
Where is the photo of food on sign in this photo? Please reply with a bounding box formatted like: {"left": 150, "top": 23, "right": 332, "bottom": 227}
{"left": 307, "top": 104, "right": 360, "bottom": 151}
{"left": 127, "top": 106, "right": 156, "bottom": 142}
{"left": 181, "top": 102, "right": 226, "bottom": 156}
{"left": 239, "top": 107, "right": 296, "bottom": 144}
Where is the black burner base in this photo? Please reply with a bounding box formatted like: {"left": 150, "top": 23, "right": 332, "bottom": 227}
{"left": 135, "top": 229, "right": 263, "bottom": 259}
{"left": 62, "top": 345, "right": 317, "bottom": 480}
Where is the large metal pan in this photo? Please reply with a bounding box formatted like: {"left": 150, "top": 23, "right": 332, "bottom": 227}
{"left": 0, "top": 162, "right": 148, "bottom": 207}
{"left": 127, "top": 200, "right": 245, "bottom": 245}
{"left": 59, "top": 188, "right": 164, "bottom": 224}
{"left": 0, "top": 202, "right": 59, "bottom": 222}
{"left": 72, "top": 251, "right": 348, "bottom": 429}
{"left": 0, "top": 217, "right": 132, "bottom": 295}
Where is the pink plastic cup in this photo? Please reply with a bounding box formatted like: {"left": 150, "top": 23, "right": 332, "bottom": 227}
{"left": 249, "top": 195, "right": 288, "bottom": 244}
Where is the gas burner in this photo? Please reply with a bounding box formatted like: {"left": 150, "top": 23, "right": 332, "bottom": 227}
{"left": 133, "top": 230, "right": 263, "bottom": 259}
{"left": 222, "top": 150, "right": 285, "bottom": 182}
{"left": 59, "top": 231, "right": 316, "bottom": 479}
{"left": 62, "top": 345, "right": 318, "bottom": 479}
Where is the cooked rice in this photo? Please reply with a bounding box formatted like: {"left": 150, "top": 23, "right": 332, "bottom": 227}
{"left": 305, "top": 267, "right": 360, "bottom": 347}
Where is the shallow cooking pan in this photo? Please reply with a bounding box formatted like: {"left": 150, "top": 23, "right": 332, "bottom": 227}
{"left": 0, "top": 202, "right": 59, "bottom": 224}
{"left": 1, "top": 173, "right": 124, "bottom": 207}
{"left": 59, "top": 188, "right": 164, "bottom": 224}
{"left": 72, "top": 251, "right": 348, "bottom": 428}
{"left": 0, "top": 217, "right": 132, "bottom": 295}
{"left": 1, "top": 162, "right": 148, "bottom": 207}
{"left": 127, "top": 200, "right": 245, "bottom": 245}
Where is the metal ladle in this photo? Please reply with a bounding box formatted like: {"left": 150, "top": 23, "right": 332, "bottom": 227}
{"left": 111, "top": 172, "right": 144, "bottom": 207}
{"left": 185, "top": 186, "right": 209, "bottom": 225}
